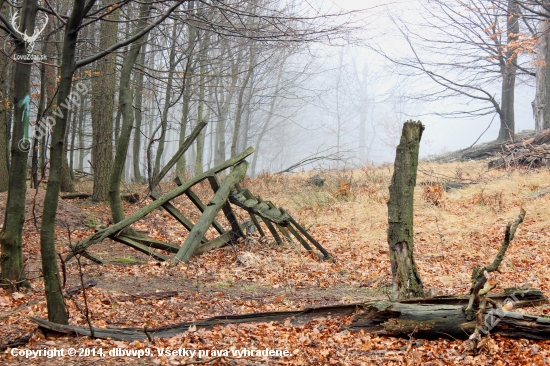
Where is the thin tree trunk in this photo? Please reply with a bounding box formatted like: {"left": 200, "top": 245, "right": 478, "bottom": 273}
{"left": 132, "top": 43, "right": 147, "bottom": 182}
{"left": 60, "top": 107, "right": 75, "bottom": 192}
{"left": 251, "top": 58, "right": 284, "bottom": 176}
{"left": 77, "top": 97, "right": 85, "bottom": 171}
{"left": 40, "top": 0, "right": 90, "bottom": 324}
{"left": 194, "top": 34, "right": 209, "bottom": 175}
{"left": 69, "top": 102, "right": 78, "bottom": 180}
{"left": 498, "top": 0, "right": 519, "bottom": 141}
{"left": 0, "top": 0, "right": 38, "bottom": 289}
{"left": 533, "top": 5, "right": 550, "bottom": 132}
{"left": 387, "top": 121, "right": 425, "bottom": 300}
{"left": 231, "top": 45, "right": 255, "bottom": 158}
{"left": 109, "top": 2, "right": 152, "bottom": 224}
{"left": 176, "top": 11, "right": 197, "bottom": 176}
{"left": 153, "top": 22, "right": 179, "bottom": 178}
{"left": 214, "top": 41, "right": 241, "bottom": 166}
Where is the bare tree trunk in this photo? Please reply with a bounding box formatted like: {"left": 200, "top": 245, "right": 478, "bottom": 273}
{"left": 60, "top": 109, "right": 75, "bottom": 192}
{"left": 533, "top": 5, "right": 550, "bottom": 132}
{"left": 132, "top": 43, "right": 147, "bottom": 182}
{"left": 231, "top": 44, "right": 255, "bottom": 158}
{"left": 39, "top": 0, "right": 90, "bottom": 324}
{"left": 387, "top": 121, "right": 425, "bottom": 300}
{"left": 498, "top": 0, "right": 519, "bottom": 141}
{"left": 195, "top": 33, "right": 209, "bottom": 175}
{"left": 77, "top": 97, "right": 85, "bottom": 171}
{"left": 91, "top": 0, "right": 118, "bottom": 201}
{"left": 0, "top": 0, "right": 38, "bottom": 289}
{"left": 358, "top": 62, "right": 369, "bottom": 163}
{"left": 214, "top": 41, "right": 241, "bottom": 166}
{"left": 109, "top": 2, "right": 152, "bottom": 224}
{"left": 31, "top": 47, "right": 48, "bottom": 189}
{"left": 153, "top": 22, "right": 179, "bottom": 179}
{"left": 176, "top": 2, "right": 196, "bottom": 177}
{"left": 0, "top": 24, "right": 9, "bottom": 192}
{"left": 251, "top": 58, "right": 284, "bottom": 176}
{"left": 39, "top": 20, "right": 56, "bottom": 177}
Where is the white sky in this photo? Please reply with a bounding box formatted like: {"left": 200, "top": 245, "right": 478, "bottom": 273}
{"left": 315, "top": 0, "right": 537, "bottom": 160}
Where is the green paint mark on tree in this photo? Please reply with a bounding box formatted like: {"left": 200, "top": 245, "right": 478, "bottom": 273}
{"left": 18, "top": 94, "right": 30, "bottom": 141}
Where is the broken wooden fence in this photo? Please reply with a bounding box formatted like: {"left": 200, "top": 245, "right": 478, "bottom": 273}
{"left": 67, "top": 147, "right": 331, "bottom": 265}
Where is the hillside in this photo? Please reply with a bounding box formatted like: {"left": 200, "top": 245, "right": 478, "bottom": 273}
{"left": 1, "top": 160, "right": 550, "bottom": 365}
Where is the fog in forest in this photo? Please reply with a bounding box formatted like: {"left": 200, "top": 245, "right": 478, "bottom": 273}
{"left": 9, "top": 0, "right": 540, "bottom": 180}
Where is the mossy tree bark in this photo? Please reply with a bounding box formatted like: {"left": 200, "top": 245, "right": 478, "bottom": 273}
{"left": 109, "top": 1, "right": 152, "bottom": 224}
{"left": 387, "top": 120, "right": 425, "bottom": 300}
{"left": 39, "top": 0, "right": 92, "bottom": 324}
{"left": 0, "top": 0, "right": 37, "bottom": 289}
{"left": 0, "top": 23, "right": 9, "bottom": 192}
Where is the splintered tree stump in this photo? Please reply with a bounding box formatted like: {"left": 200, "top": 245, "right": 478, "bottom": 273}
{"left": 387, "top": 121, "right": 425, "bottom": 300}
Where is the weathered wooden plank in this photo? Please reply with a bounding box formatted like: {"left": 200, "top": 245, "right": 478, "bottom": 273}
{"left": 149, "top": 191, "right": 208, "bottom": 244}
{"left": 228, "top": 190, "right": 290, "bottom": 226}
{"left": 66, "top": 147, "right": 254, "bottom": 261}
{"left": 109, "top": 235, "right": 169, "bottom": 261}
{"left": 80, "top": 251, "right": 105, "bottom": 264}
{"left": 150, "top": 121, "right": 207, "bottom": 190}
{"left": 194, "top": 220, "right": 254, "bottom": 255}
{"left": 117, "top": 234, "right": 180, "bottom": 253}
{"left": 349, "top": 301, "right": 550, "bottom": 340}
{"left": 248, "top": 212, "right": 265, "bottom": 236}
{"left": 207, "top": 175, "right": 244, "bottom": 239}
{"left": 171, "top": 161, "right": 249, "bottom": 265}
{"left": 183, "top": 188, "right": 226, "bottom": 235}
{"left": 281, "top": 209, "right": 331, "bottom": 259}
{"left": 286, "top": 223, "right": 313, "bottom": 251}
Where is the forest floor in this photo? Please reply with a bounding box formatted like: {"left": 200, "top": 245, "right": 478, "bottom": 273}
{"left": 1, "top": 159, "right": 550, "bottom": 365}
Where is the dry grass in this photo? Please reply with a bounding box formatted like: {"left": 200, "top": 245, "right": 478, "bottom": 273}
{"left": 242, "top": 160, "right": 550, "bottom": 297}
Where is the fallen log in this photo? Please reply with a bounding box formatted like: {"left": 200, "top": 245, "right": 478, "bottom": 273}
{"left": 116, "top": 290, "right": 179, "bottom": 302}
{"left": 30, "top": 291, "right": 548, "bottom": 341}
{"left": 0, "top": 332, "right": 33, "bottom": 352}
{"left": 427, "top": 129, "right": 545, "bottom": 162}
{"left": 61, "top": 192, "right": 140, "bottom": 203}
{"left": 65, "top": 279, "right": 98, "bottom": 296}
{"left": 350, "top": 301, "right": 550, "bottom": 340}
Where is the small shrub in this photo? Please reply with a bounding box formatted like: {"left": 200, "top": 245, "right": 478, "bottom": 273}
{"left": 422, "top": 185, "right": 445, "bottom": 206}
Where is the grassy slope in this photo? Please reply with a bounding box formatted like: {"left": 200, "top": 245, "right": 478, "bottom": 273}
{"left": 1, "top": 160, "right": 549, "bottom": 365}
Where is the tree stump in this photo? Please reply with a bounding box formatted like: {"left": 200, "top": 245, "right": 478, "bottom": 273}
{"left": 387, "top": 120, "right": 425, "bottom": 300}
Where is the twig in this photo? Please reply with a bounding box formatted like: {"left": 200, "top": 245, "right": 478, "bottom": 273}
{"left": 67, "top": 226, "right": 95, "bottom": 339}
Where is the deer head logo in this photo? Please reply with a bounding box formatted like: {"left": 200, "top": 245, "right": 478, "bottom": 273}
{"left": 10, "top": 11, "right": 48, "bottom": 54}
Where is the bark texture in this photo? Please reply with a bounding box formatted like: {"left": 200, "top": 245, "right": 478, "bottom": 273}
{"left": 0, "top": 0, "right": 37, "bottom": 289}
{"left": 91, "top": 0, "right": 118, "bottom": 201}
{"left": 497, "top": 0, "right": 519, "bottom": 141}
{"left": 533, "top": 7, "right": 550, "bottom": 132}
{"left": 387, "top": 120, "right": 424, "bottom": 300}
